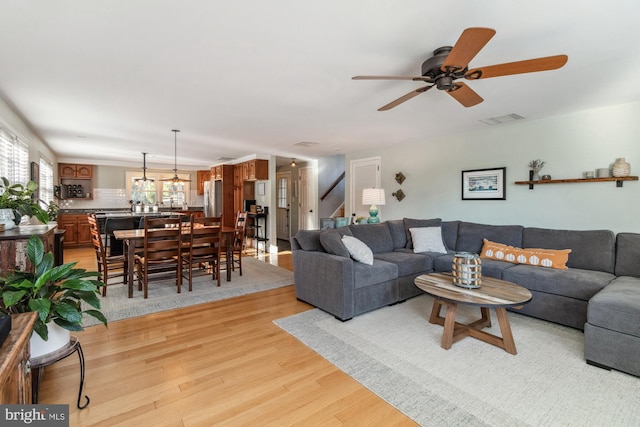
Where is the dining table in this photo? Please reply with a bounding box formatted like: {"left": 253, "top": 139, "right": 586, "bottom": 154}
{"left": 113, "top": 226, "right": 239, "bottom": 298}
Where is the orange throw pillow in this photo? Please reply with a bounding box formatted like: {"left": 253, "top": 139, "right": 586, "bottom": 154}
{"left": 480, "top": 239, "right": 571, "bottom": 270}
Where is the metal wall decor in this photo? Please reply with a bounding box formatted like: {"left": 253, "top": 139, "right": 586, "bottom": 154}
{"left": 395, "top": 172, "right": 406, "bottom": 185}
{"left": 392, "top": 189, "right": 405, "bottom": 202}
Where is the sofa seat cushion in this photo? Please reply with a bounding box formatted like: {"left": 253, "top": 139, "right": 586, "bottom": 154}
{"left": 502, "top": 265, "right": 614, "bottom": 301}
{"left": 588, "top": 276, "right": 640, "bottom": 337}
{"left": 432, "top": 253, "right": 512, "bottom": 279}
{"left": 374, "top": 251, "right": 432, "bottom": 277}
{"left": 353, "top": 260, "right": 398, "bottom": 289}
{"left": 433, "top": 253, "right": 454, "bottom": 272}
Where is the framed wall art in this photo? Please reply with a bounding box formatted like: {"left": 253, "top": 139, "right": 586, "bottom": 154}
{"left": 461, "top": 167, "right": 506, "bottom": 200}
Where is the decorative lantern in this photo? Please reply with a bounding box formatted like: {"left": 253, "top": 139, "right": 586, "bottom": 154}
{"left": 452, "top": 252, "right": 482, "bottom": 288}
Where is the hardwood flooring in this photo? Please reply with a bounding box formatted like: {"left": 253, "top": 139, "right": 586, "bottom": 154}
{"left": 39, "top": 246, "right": 417, "bottom": 426}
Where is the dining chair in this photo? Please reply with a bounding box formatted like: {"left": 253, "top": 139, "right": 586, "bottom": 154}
{"left": 136, "top": 216, "right": 182, "bottom": 298}
{"left": 181, "top": 216, "right": 223, "bottom": 289}
{"left": 230, "top": 211, "right": 248, "bottom": 276}
{"left": 87, "top": 213, "right": 126, "bottom": 296}
{"left": 105, "top": 216, "right": 136, "bottom": 256}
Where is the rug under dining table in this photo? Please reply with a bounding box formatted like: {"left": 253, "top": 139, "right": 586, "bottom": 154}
{"left": 83, "top": 256, "right": 294, "bottom": 325}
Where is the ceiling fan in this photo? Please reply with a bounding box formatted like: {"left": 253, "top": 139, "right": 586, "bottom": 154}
{"left": 352, "top": 27, "right": 568, "bottom": 110}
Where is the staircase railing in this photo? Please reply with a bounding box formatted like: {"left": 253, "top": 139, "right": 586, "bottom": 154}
{"left": 320, "top": 172, "right": 345, "bottom": 201}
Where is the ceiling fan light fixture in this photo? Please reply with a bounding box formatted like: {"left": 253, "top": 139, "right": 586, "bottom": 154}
{"left": 436, "top": 76, "right": 454, "bottom": 90}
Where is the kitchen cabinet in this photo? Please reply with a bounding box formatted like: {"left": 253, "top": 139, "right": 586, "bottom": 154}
{"left": 59, "top": 163, "right": 93, "bottom": 178}
{"left": 211, "top": 165, "right": 223, "bottom": 181}
{"left": 242, "top": 160, "right": 268, "bottom": 181}
{"left": 59, "top": 163, "right": 94, "bottom": 200}
{"left": 196, "top": 170, "right": 211, "bottom": 195}
{"left": 57, "top": 214, "right": 91, "bottom": 247}
{"left": 0, "top": 312, "right": 36, "bottom": 404}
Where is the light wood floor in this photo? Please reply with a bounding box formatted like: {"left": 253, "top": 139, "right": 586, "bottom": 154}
{"left": 39, "top": 246, "right": 417, "bottom": 426}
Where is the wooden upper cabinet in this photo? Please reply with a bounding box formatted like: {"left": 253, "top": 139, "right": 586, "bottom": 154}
{"left": 59, "top": 163, "right": 93, "bottom": 178}
{"left": 75, "top": 164, "right": 93, "bottom": 178}
{"left": 196, "top": 170, "right": 211, "bottom": 195}
{"left": 211, "top": 165, "right": 223, "bottom": 181}
{"left": 244, "top": 160, "right": 268, "bottom": 181}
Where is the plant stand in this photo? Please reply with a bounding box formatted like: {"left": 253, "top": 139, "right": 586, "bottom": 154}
{"left": 30, "top": 336, "right": 89, "bottom": 409}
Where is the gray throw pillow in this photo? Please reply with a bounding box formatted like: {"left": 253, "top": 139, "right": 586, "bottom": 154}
{"left": 319, "top": 229, "right": 351, "bottom": 258}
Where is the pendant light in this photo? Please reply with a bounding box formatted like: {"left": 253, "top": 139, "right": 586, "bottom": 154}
{"left": 134, "top": 152, "right": 154, "bottom": 183}
{"left": 161, "top": 129, "right": 191, "bottom": 183}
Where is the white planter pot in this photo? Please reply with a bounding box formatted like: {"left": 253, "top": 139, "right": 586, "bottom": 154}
{"left": 30, "top": 322, "right": 71, "bottom": 358}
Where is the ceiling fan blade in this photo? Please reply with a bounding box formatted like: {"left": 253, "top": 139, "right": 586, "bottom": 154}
{"left": 378, "top": 85, "right": 433, "bottom": 111}
{"left": 446, "top": 82, "right": 483, "bottom": 107}
{"left": 441, "top": 27, "right": 496, "bottom": 72}
{"left": 352, "top": 75, "right": 428, "bottom": 81}
{"left": 465, "top": 55, "right": 568, "bottom": 79}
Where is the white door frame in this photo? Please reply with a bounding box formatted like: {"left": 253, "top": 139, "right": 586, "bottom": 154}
{"left": 276, "top": 171, "right": 291, "bottom": 240}
{"left": 349, "top": 156, "right": 381, "bottom": 220}
{"left": 298, "top": 164, "right": 317, "bottom": 230}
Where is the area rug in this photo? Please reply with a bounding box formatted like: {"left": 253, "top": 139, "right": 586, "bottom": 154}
{"left": 274, "top": 294, "right": 640, "bottom": 426}
{"left": 84, "top": 257, "right": 293, "bottom": 326}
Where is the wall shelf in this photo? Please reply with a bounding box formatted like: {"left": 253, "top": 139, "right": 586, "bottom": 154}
{"left": 515, "top": 176, "right": 638, "bottom": 189}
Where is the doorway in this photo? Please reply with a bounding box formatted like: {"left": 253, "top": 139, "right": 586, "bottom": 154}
{"left": 276, "top": 171, "right": 291, "bottom": 240}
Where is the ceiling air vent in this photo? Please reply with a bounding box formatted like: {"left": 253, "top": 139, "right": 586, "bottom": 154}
{"left": 479, "top": 113, "right": 525, "bottom": 126}
{"left": 216, "top": 156, "right": 236, "bottom": 161}
{"left": 294, "top": 141, "right": 319, "bottom": 148}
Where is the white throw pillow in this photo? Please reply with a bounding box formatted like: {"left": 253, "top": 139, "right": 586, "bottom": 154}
{"left": 341, "top": 235, "right": 374, "bottom": 265}
{"left": 409, "top": 227, "right": 447, "bottom": 254}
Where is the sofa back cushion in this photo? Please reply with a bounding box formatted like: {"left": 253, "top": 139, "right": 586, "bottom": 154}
{"left": 441, "top": 221, "right": 460, "bottom": 252}
{"left": 456, "top": 222, "right": 524, "bottom": 254}
{"left": 319, "top": 227, "right": 353, "bottom": 258}
{"left": 349, "top": 222, "right": 394, "bottom": 253}
{"left": 523, "top": 227, "right": 615, "bottom": 273}
{"left": 386, "top": 220, "right": 407, "bottom": 249}
{"left": 614, "top": 233, "right": 640, "bottom": 277}
{"left": 294, "top": 229, "right": 324, "bottom": 252}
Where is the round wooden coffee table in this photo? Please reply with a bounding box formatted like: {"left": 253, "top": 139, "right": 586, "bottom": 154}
{"left": 414, "top": 273, "right": 532, "bottom": 355}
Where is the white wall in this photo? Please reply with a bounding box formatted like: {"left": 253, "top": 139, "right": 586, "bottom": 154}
{"left": 0, "top": 96, "right": 57, "bottom": 171}
{"left": 346, "top": 101, "right": 640, "bottom": 234}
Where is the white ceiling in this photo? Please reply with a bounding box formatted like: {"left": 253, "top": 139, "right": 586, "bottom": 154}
{"left": 1, "top": 1, "right": 639, "bottom": 170}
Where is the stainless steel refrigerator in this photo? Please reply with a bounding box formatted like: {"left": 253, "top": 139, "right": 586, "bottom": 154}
{"left": 203, "top": 179, "right": 222, "bottom": 217}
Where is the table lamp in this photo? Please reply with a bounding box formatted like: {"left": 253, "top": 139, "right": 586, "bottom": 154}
{"left": 362, "top": 188, "right": 386, "bottom": 223}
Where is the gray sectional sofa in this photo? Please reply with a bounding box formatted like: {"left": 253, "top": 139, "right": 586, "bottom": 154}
{"left": 291, "top": 218, "right": 640, "bottom": 377}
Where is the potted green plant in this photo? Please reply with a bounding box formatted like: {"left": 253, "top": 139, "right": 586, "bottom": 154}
{"left": 0, "top": 177, "right": 49, "bottom": 229}
{"left": 0, "top": 235, "right": 107, "bottom": 356}
{"left": 41, "top": 199, "right": 60, "bottom": 222}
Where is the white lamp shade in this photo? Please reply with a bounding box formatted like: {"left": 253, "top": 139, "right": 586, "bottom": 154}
{"left": 362, "top": 188, "right": 386, "bottom": 205}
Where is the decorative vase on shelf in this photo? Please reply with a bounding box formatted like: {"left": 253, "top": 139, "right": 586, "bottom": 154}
{"left": 0, "top": 209, "right": 16, "bottom": 230}
{"left": 612, "top": 158, "right": 631, "bottom": 177}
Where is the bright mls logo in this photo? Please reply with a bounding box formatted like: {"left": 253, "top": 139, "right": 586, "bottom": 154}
{"left": 1, "top": 405, "right": 68, "bottom": 426}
